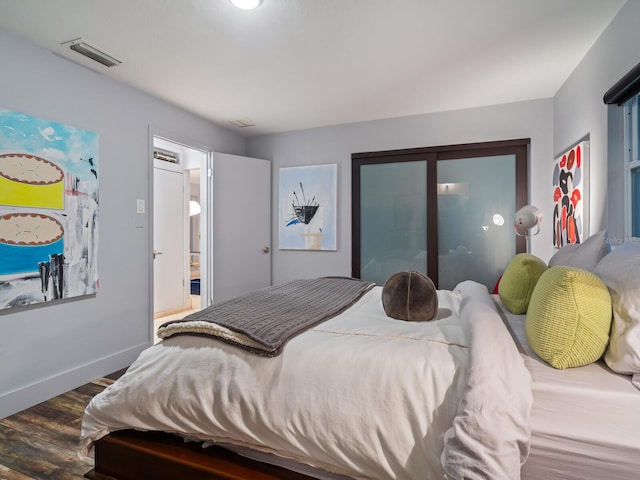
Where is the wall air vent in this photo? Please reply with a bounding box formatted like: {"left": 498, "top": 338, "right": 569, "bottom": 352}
{"left": 61, "top": 38, "right": 122, "bottom": 68}
{"left": 153, "top": 148, "right": 179, "bottom": 164}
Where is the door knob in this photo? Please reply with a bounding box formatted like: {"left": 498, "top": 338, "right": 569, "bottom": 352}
{"left": 262, "top": 246, "right": 270, "bottom": 253}
{"left": 153, "top": 250, "right": 163, "bottom": 259}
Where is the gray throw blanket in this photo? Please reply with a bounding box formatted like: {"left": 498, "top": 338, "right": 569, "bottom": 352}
{"left": 157, "top": 277, "right": 375, "bottom": 356}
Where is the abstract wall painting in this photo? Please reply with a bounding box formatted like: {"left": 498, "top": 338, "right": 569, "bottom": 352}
{"left": 552, "top": 140, "right": 588, "bottom": 247}
{"left": 279, "top": 164, "right": 337, "bottom": 251}
{"left": 0, "top": 108, "right": 99, "bottom": 310}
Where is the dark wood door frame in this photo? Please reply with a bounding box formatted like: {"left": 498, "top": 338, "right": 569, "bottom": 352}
{"left": 351, "top": 138, "right": 530, "bottom": 284}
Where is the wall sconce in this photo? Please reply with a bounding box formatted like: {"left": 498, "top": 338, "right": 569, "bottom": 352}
{"left": 189, "top": 200, "right": 201, "bottom": 216}
{"left": 514, "top": 205, "right": 542, "bottom": 236}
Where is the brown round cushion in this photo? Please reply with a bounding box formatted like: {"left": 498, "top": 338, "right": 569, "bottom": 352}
{"left": 382, "top": 270, "right": 438, "bottom": 321}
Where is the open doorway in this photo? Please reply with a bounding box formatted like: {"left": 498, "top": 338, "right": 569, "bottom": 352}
{"left": 148, "top": 131, "right": 272, "bottom": 343}
{"left": 152, "top": 135, "right": 207, "bottom": 341}
{"left": 188, "top": 167, "right": 201, "bottom": 302}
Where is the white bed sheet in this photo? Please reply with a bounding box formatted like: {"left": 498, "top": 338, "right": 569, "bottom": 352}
{"left": 495, "top": 297, "right": 640, "bottom": 480}
{"left": 82, "top": 287, "right": 471, "bottom": 480}
{"left": 82, "top": 282, "right": 532, "bottom": 480}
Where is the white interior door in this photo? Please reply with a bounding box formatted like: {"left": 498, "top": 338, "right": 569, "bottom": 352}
{"left": 211, "top": 153, "right": 271, "bottom": 302}
{"left": 153, "top": 161, "right": 188, "bottom": 313}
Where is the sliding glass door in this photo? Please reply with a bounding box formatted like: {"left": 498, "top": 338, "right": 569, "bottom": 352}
{"left": 360, "top": 161, "right": 427, "bottom": 286}
{"left": 437, "top": 155, "right": 515, "bottom": 290}
{"left": 352, "top": 139, "right": 528, "bottom": 289}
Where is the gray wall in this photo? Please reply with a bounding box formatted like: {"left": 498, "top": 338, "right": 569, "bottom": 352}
{"left": 0, "top": 28, "right": 244, "bottom": 418}
{"left": 247, "top": 99, "right": 554, "bottom": 284}
{"left": 554, "top": 0, "right": 640, "bottom": 243}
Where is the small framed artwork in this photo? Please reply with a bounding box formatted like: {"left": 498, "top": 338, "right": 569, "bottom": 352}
{"left": 278, "top": 164, "right": 337, "bottom": 251}
{"left": 552, "top": 140, "right": 589, "bottom": 247}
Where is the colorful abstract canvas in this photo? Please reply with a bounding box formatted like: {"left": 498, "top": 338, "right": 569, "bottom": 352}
{"left": 279, "top": 164, "right": 337, "bottom": 251}
{"left": 0, "top": 108, "right": 99, "bottom": 309}
{"left": 553, "top": 141, "right": 588, "bottom": 247}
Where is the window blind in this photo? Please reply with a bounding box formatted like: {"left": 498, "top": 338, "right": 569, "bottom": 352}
{"left": 604, "top": 61, "right": 640, "bottom": 105}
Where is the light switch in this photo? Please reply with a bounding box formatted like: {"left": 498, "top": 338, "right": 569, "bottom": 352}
{"left": 136, "top": 199, "right": 145, "bottom": 214}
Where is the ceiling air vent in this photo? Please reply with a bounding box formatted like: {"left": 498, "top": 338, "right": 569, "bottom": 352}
{"left": 61, "top": 38, "right": 122, "bottom": 68}
{"left": 227, "top": 118, "right": 256, "bottom": 128}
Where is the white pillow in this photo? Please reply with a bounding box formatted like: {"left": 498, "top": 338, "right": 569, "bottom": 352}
{"left": 549, "top": 230, "right": 610, "bottom": 272}
{"left": 594, "top": 241, "right": 640, "bottom": 389}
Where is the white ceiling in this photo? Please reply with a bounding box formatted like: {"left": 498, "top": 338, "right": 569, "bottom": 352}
{"left": 0, "top": 0, "right": 627, "bottom": 137}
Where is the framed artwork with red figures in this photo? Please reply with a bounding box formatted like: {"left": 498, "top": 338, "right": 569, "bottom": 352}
{"left": 553, "top": 140, "right": 588, "bottom": 247}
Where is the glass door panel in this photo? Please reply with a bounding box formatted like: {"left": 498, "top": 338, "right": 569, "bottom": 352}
{"left": 360, "top": 161, "right": 427, "bottom": 285}
{"left": 437, "top": 155, "right": 516, "bottom": 290}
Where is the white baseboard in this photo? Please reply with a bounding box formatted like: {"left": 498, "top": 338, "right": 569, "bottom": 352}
{"left": 0, "top": 342, "right": 149, "bottom": 419}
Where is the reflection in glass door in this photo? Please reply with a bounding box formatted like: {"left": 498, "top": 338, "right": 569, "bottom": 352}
{"left": 360, "top": 161, "right": 427, "bottom": 285}
{"left": 437, "top": 155, "right": 516, "bottom": 290}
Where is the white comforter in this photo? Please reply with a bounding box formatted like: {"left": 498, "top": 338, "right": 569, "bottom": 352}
{"left": 80, "top": 281, "right": 531, "bottom": 480}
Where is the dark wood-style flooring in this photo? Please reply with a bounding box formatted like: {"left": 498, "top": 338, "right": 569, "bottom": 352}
{"left": 0, "top": 369, "right": 126, "bottom": 480}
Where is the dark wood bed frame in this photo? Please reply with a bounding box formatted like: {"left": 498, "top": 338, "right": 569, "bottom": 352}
{"left": 84, "top": 430, "right": 318, "bottom": 480}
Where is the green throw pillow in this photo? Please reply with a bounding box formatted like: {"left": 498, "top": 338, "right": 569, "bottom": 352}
{"left": 525, "top": 266, "right": 612, "bottom": 369}
{"left": 498, "top": 253, "right": 548, "bottom": 314}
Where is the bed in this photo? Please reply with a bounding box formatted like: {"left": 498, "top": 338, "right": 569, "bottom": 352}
{"left": 501, "top": 302, "right": 640, "bottom": 479}
{"left": 79, "top": 238, "right": 640, "bottom": 479}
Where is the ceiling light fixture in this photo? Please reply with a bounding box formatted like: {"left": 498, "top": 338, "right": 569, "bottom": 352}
{"left": 229, "top": 0, "right": 263, "bottom": 10}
